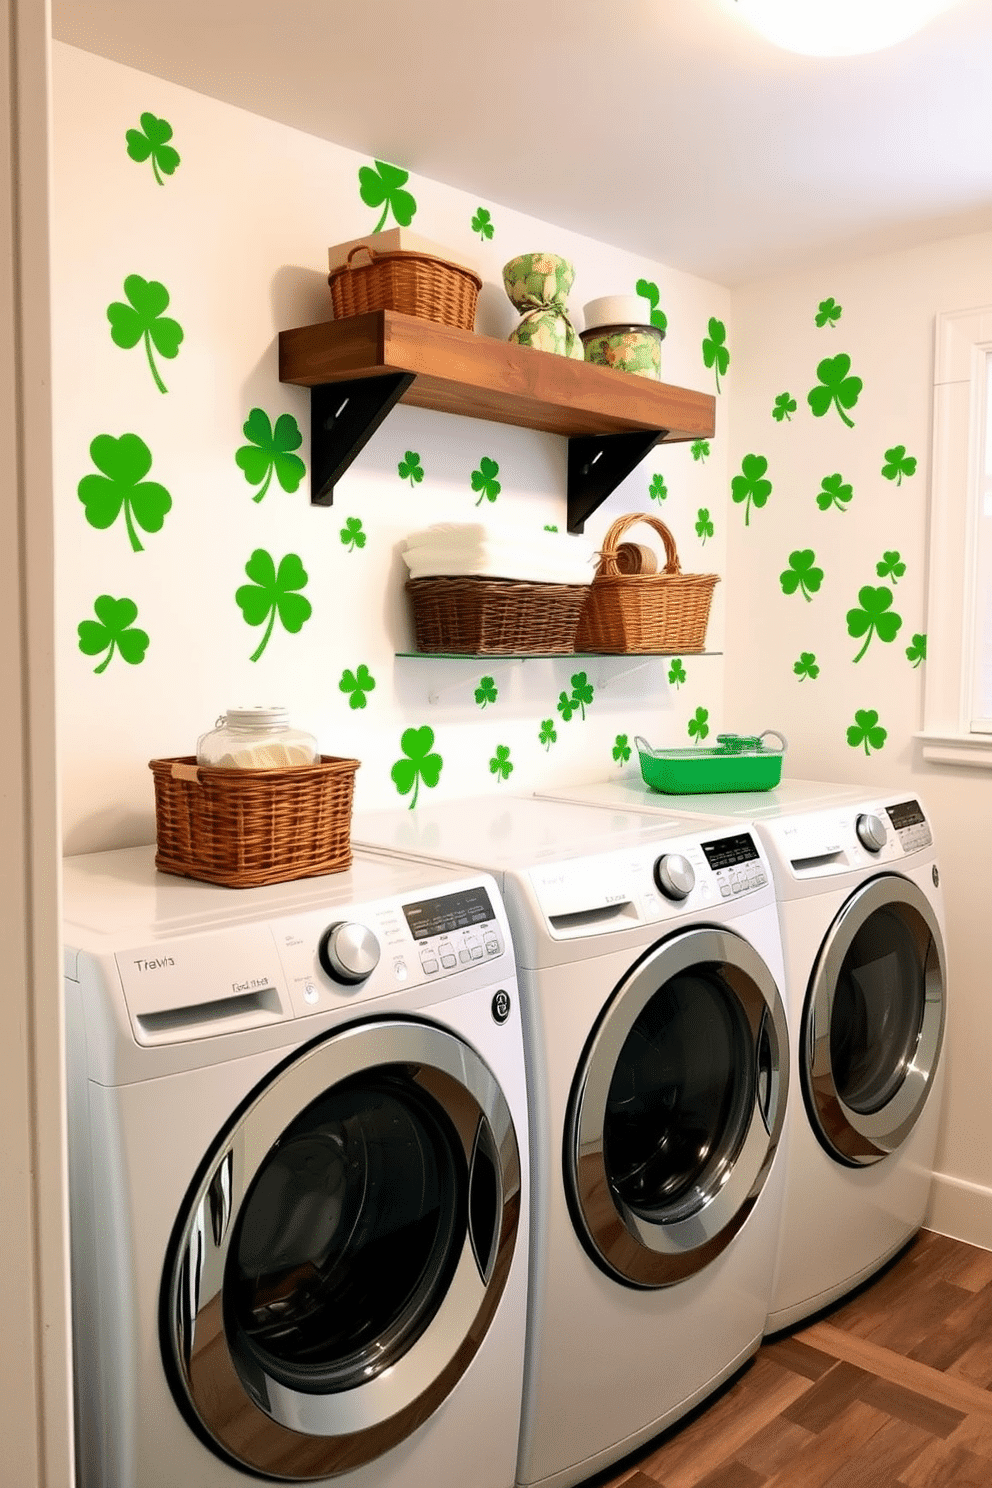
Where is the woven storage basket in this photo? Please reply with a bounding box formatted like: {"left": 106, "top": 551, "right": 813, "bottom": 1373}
{"left": 406, "top": 576, "right": 590, "bottom": 655}
{"left": 328, "top": 245, "right": 482, "bottom": 331}
{"left": 574, "top": 512, "right": 720, "bottom": 653}
{"left": 150, "top": 754, "right": 359, "bottom": 888}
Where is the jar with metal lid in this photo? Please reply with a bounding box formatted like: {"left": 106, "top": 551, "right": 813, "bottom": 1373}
{"left": 196, "top": 707, "right": 318, "bottom": 768}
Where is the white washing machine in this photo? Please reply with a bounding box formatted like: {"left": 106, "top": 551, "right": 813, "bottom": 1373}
{"left": 537, "top": 777, "right": 949, "bottom": 1332}
{"left": 351, "top": 796, "right": 790, "bottom": 1488}
{"left": 63, "top": 845, "right": 530, "bottom": 1488}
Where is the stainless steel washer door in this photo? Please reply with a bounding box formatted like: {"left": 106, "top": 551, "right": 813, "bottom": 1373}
{"left": 566, "top": 927, "right": 788, "bottom": 1288}
{"left": 802, "top": 874, "right": 946, "bottom": 1167}
{"left": 162, "top": 1018, "right": 521, "bottom": 1481}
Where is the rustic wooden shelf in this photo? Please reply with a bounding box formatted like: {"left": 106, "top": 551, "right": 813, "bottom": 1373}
{"left": 278, "top": 310, "right": 716, "bottom": 531}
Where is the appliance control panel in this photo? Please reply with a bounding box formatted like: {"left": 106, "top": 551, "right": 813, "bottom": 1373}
{"left": 402, "top": 884, "right": 505, "bottom": 978}
{"left": 699, "top": 831, "right": 769, "bottom": 901}
{"left": 885, "top": 798, "right": 933, "bottom": 854}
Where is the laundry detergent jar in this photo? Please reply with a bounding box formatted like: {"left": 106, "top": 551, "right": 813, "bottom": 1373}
{"left": 196, "top": 707, "right": 318, "bottom": 768}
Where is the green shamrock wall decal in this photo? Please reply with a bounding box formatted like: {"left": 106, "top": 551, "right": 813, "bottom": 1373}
{"left": 340, "top": 516, "right": 366, "bottom": 551}
{"left": 649, "top": 473, "right": 668, "bottom": 504}
{"left": 398, "top": 450, "right": 424, "bottom": 487}
{"left": 702, "top": 317, "right": 729, "bottom": 393}
{"left": 77, "top": 595, "right": 149, "bottom": 673}
{"left": 696, "top": 508, "right": 714, "bottom": 544}
{"left": 808, "top": 354, "right": 862, "bottom": 427}
{"left": 125, "top": 112, "right": 180, "bottom": 184}
{"left": 539, "top": 719, "right": 557, "bottom": 750}
{"left": 815, "top": 297, "right": 842, "bottom": 328}
{"left": 472, "top": 207, "right": 494, "bottom": 239}
{"left": 772, "top": 392, "right": 797, "bottom": 423}
{"left": 816, "top": 473, "right": 853, "bottom": 512}
{"left": 490, "top": 745, "right": 513, "bottom": 781}
{"left": 847, "top": 708, "right": 887, "bottom": 755}
{"left": 358, "top": 159, "right": 417, "bottom": 232}
{"left": 557, "top": 671, "right": 594, "bottom": 721}
{"left": 235, "top": 409, "right": 306, "bottom": 502}
{"left": 876, "top": 551, "right": 906, "bottom": 583}
{"left": 475, "top": 676, "right": 498, "bottom": 708}
{"left": 731, "top": 453, "right": 772, "bottom": 526}
{"left": 846, "top": 586, "right": 903, "bottom": 662}
{"left": 906, "top": 633, "right": 927, "bottom": 668}
{"left": 634, "top": 279, "right": 668, "bottom": 332}
{"left": 106, "top": 275, "right": 183, "bottom": 394}
{"left": 688, "top": 706, "right": 710, "bottom": 744}
{"left": 668, "top": 658, "right": 686, "bottom": 688}
{"left": 391, "top": 725, "right": 443, "bottom": 808}
{"left": 780, "top": 550, "right": 824, "bottom": 602}
{"left": 793, "top": 651, "right": 820, "bottom": 681}
{"left": 691, "top": 440, "right": 710, "bottom": 463}
{"left": 881, "top": 445, "right": 917, "bottom": 485}
{"left": 339, "top": 664, "right": 376, "bottom": 709}
{"left": 77, "top": 433, "right": 172, "bottom": 553}
{"left": 613, "top": 734, "right": 632, "bottom": 765}
{"left": 235, "top": 549, "right": 312, "bottom": 662}
{"left": 471, "top": 456, "right": 501, "bottom": 505}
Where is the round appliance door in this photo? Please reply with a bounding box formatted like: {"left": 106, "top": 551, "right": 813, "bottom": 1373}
{"left": 802, "top": 873, "right": 946, "bottom": 1167}
{"left": 566, "top": 926, "right": 788, "bottom": 1289}
{"left": 162, "top": 1018, "right": 521, "bottom": 1481}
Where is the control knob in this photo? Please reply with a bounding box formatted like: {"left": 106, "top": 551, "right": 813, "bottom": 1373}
{"left": 654, "top": 853, "right": 695, "bottom": 901}
{"left": 856, "top": 813, "right": 887, "bottom": 853}
{"left": 318, "top": 922, "right": 381, "bottom": 984}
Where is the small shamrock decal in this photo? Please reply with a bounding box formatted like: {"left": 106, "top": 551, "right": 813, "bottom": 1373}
{"left": 847, "top": 709, "right": 887, "bottom": 755}
{"left": 691, "top": 440, "right": 710, "bottom": 463}
{"left": 634, "top": 278, "right": 668, "bottom": 332}
{"left": 668, "top": 658, "right": 687, "bottom": 688}
{"left": 539, "top": 718, "right": 558, "bottom": 750}
{"left": 77, "top": 595, "right": 149, "bottom": 673}
{"left": 557, "top": 671, "right": 595, "bottom": 722}
{"left": 847, "top": 586, "right": 903, "bottom": 662}
{"left": 815, "top": 297, "right": 842, "bottom": 328}
{"left": 688, "top": 707, "right": 710, "bottom": 744}
{"left": 125, "top": 112, "right": 180, "bottom": 184}
{"left": 794, "top": 651, "right": 820, "bottom": 681}
{"left": 613, "top": 734, "right": 632, "bottom": 765}
{"left": 731, "top": 453, "right": 772, "bottom": 526}
{"left": 235, "top": 549, "right": 312, "bottom": 662}
{"left": 702, "top": 317, "right": 729, "bottom": 392}
{"left": 77, "top": 433, "right": 172, "bottom": 553}
{"left": 490, "top": 745, "right": 513, "bottom": 782}
{"left": 772, "top": 392, "right": 797, "bottom": 423}
{"left": 696, "top": 508, "right": 714, "bottom": 544}
{"left": 471, "top": 456, "right": 501, "bottom": 505}
{"left": 881, "top": 445, "right": 918, "bottom": 485}
{"left": 397, "top": 450, "right": 424, "bottom": 487}
{"left": 816, "top": 473, "right": 854, "bottom": 512}
{"left": 235, "top": 409, "right": 306, "bottom": 502}
{"left": 475, "top": 676, "right": 498, "bottom": 708}
{"left": 780, "top": 550, "right": 824, "bottom": 602}
{"left": 906, "top": 633, "right": 927, "bottom": 668}
{"left": 339, "top": 664, "right": 376, "bottom": 710}
{"left": 391, "top": 725, "right": 443, "bottom": 809}
{"left": 543, "top": 524, "right": 559, "bottom": 532}
{"left": 106, "top": 275, "right": 183, "bottom": 394}
{"left": 876, "top": 551, "right": 906, "bottom": 584}
{"left": 471, "top": 207, "right": 494, "bottom": 239}
{"left": 808, "top": 354, "right": 862, "bottom": 428}
{"left": 649, "top": 472, "right": 668, "bottom": 504}
{"left": 358, "top": 159, "right": 417, "bottom": 232}
{"left": 340, "top": 516, "right": 366, "bottom": 551}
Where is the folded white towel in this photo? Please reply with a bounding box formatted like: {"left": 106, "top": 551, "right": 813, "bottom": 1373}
{"left": 404, "top": 550, "right": 595, "bottom": 584}
{"left": 401, "top": 522, "right": 598, "bottom": 585}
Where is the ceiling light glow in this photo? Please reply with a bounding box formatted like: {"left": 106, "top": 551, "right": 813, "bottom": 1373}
{"left": 730, "top": 0, "right": 963, "bottom": 57}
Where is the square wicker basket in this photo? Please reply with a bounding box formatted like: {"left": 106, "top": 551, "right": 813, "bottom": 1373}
{"left": 149, "top": 755, "right": 360, "bottom": 888}
{"left": 328, "top": 245, "right": 482, "bottom": 331}
{"left": 406, "top": 575, "right": 591, "bottom": 654}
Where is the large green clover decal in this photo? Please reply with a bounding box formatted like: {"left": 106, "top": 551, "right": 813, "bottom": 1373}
{"left": 731, "top": 453, "right": 772, "bottom": 526}
{"left": 808, "top": 354, "right": 862, "bottom": 427}
{"left": 235, "top": 549, "right": 312, "bottom": 662}
{"left": 881, "top": 445, "right": 917, "bottom": 485}
{"left": 816, "top": 473, "right": 853, "bottom": 512}
{"left": 490, "top": 745, "right": 513, "bottom": 782}
{"left": 391, "top": 726, "right": 443, "bottom": 809}
{"left": 847, "top": 709, "right": 887, "bottom": 755}
{"left": 358, "top": 159, "right": 417, "bottom": 232}
{"left": 77, "top": 595, "right": 149, "bottom": 673}
{"left": 107, "top": 275, "right": 183, "bottom": 394}
{"left": 236, "top": 409, "right": 306, "bottom": 502}
{"left": 77, "top": 433, "right": 172, "bottom": 553}
{"left": 471, "top": 456, "right": 501, "bottom": 505}
{"left": 847, "top": 586, "right": 903, "bottom": 662}
{"left": 339, "top": 665, "right": 376, "bottom": 709}
{"left": 702, "top": 317, "right": 729, "bottom": 392}
{"left": 125, "top": 112, "right": 180, "bottom": 184}
{"left": 780, "top": 550, "right": 824, "bottom": 602}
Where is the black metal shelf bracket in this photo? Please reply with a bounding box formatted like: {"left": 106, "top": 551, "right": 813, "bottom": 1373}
{"left": 566, "top": 430, "right": 668, "bottom": 532}
{"left": 309, "top": 372, "right": 416, "bottom": 505}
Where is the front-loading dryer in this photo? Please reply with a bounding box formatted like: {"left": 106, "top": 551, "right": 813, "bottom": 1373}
{"left": 63, "top": 845, "right": 529, "bottom": 1487}
{"left": 352, "top": 796, "right": 789, "bottom": 1488}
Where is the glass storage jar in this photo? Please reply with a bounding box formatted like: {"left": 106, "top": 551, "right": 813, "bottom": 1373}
{"left": 196, "top": 707, "right": 318, "bottom": 768}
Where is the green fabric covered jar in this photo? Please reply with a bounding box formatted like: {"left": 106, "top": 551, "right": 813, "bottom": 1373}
{"left": 502, "top": 253, "right": 584, "bottom": 360}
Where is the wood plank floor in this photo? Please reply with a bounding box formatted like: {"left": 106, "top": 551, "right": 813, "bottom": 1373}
{"left": 584, "top": 1230, "right": 992, "bottom": 1488}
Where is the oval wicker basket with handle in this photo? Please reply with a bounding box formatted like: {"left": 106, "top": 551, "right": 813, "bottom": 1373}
{"left": 328, "top": 244, "right": 482, "bottom": 331}
{"left": 574, "top": 511, "right": 720, "bottom": 653}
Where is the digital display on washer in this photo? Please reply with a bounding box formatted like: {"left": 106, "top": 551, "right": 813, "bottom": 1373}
{"left": 702, "top": 832, "right": 760, "bottom": 870}
{"left": 403, "top": 886, "right": 497, "bottom": 941}
{"left": 887, "top": 799, "right": 925, "bottom": 830}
